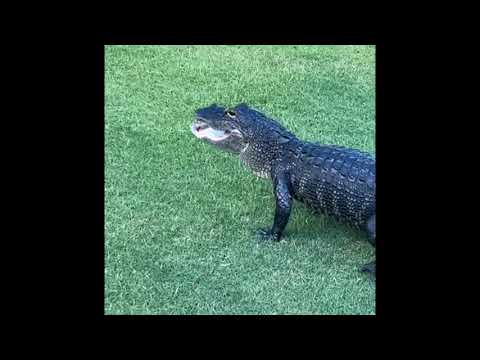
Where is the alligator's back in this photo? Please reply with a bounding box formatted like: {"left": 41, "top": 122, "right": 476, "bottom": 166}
{"left": 290, "top": 142, "right": 375, "bottom": 229}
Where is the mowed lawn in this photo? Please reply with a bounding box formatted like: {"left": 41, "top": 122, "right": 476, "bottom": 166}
{"left": 105, "top": 45, "right": 376, "bottom": 315}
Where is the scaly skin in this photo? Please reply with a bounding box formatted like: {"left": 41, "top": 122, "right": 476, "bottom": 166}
{"left": 191, "top": 103, "right": 376, "bottom": 276}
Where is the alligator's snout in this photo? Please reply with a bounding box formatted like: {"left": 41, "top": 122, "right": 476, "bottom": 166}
{"left": 191, "top": 104, "right": 248, "bottom": 154}
{"left": 192, "top": 120, "right": 208, "bottom": 134}
{"left": 191, "top": 120, "right": 230, "bottom": 142}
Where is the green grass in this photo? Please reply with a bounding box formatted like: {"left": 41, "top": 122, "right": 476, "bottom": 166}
{"left": 105, "top": 45, "right": 376, "bottom": 315}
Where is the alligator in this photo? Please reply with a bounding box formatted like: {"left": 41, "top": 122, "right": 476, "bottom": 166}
{"left": 191, "top": 103, "right": 376, "bottom": 276}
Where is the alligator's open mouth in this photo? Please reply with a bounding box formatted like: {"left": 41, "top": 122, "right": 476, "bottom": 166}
{"left": 191, "top": 120, "right": 231, "bottom": 142}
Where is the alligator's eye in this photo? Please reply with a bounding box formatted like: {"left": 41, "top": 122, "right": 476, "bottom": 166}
{"left": 226, "top": 110, "right": 236, "bottom": 118}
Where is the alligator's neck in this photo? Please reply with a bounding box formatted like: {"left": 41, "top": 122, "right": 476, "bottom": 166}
{"left": 239, "top": 135, "right": 301, "bottom": 179}
{"left": 239, "top": 140, "right": 272, "bottom": 178}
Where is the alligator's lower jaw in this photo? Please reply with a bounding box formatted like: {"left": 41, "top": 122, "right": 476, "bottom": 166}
{"left": 191, "top": 122, "right": 229, "bottom": 142}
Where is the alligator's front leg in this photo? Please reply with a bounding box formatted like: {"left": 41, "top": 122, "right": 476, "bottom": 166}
{"left": 256, "top": 172, "right": 293, "bottom": 241}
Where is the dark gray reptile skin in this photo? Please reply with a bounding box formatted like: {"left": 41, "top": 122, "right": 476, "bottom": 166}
{"left": 192, "top": 103, "right": 376, "bottom": 275}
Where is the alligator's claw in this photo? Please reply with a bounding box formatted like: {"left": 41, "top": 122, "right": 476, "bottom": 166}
{"left": 360, "top": 261, "right": 376, "bottom": 278}
{"left": 255, "top": 228, "right": 280, "bottom": 241}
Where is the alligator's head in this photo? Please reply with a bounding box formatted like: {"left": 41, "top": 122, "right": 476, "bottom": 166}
{"left": 191, "top": 104, "right": 247, "bottom": 153}
{"left": 192, "top": 103, "right": 296, "bottom": 177}
{"left": 192, "top": 103, "right": 292, "bottom": 149}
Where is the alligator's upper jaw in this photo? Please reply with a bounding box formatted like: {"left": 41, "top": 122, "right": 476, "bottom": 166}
{"left": 191, "top": 119, "right": 230, "bottom": 142}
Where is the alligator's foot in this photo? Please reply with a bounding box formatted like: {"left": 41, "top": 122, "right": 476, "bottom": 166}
{"left": 255, "top": 228, "right": 281, "bottom": 242}
{"left": 360, "top": 261, "right": 376, "bottom": 278}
